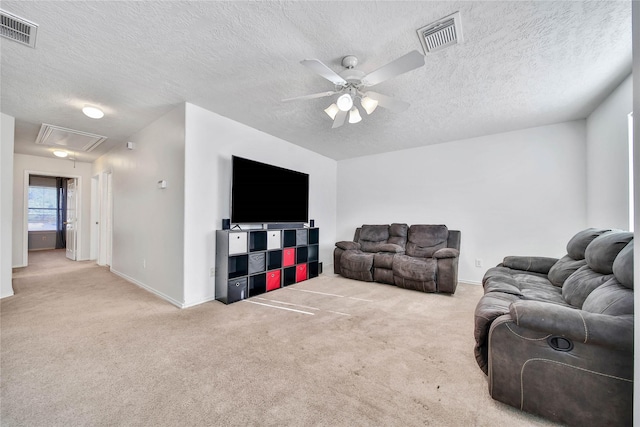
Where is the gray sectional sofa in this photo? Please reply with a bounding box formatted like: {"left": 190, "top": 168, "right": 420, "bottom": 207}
{"left": 334, "top": 224, "right": 461, "bottom": 294}
{"left": 474, "top": 228, "right": 634, "bottom": 426}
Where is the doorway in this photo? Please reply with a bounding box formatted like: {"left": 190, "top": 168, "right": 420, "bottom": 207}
{"left": 23, "top": 171, "right": 81, "bottom": 267}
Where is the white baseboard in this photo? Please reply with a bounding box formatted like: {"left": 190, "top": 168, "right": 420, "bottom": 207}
{"left": 183, "top": 295, "right": 218, "bottom": 308}
{"left": 459, "top": 279, "right": 482, "bottom": 286}
{"left": 110, "top": 268, "right": 184, "bottom": 309}
{"left": 1, "top": 290, "right": 15, "bottom": 299}
{"left": 109, "top": 268, "right": 218, "bottom": 309}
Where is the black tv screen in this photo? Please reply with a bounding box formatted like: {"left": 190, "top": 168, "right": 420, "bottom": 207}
{"left": 231, "top": 156, "right": 309, "bottom": 224}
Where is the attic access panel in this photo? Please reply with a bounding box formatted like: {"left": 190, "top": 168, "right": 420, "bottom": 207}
{"left": 35, "top": 123, "right": 107, "bottom": 152}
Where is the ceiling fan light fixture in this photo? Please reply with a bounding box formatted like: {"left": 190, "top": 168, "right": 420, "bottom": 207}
{"left": 336, "top": 94, "right": 353, "bottom": 112}
{"left": 348, "top": 107, "right": 362, "bottom": 124}
{"left": 324, "top": 103, "right": 339, "bottom": 120}
{"left": 82, "top": 105, "right": 104, "bottom": 119}
{"left": 53, "top": 150, "right": 68, "bottom": 158}
{"left": 360, "top": 96, "right": 379, "bottom": 115}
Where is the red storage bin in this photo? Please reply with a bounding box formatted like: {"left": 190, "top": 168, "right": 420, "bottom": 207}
{"left": 296, "top": 263, "right": 307, "bottom": 282}
{"left": 283, "top": 248, "right": 295, "bottom": 267}
{"left": 266, "top": 270, "right": 281, "bottom": 291}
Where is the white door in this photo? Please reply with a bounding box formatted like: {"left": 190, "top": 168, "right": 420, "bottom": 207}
{"left": 66, "top": 179, "right": 77, "bottom": 260}
{"left": 105, "top": 173, "right": 113, "bottom": 266}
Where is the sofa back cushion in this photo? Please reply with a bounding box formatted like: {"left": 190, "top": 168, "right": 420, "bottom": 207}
{"left": 582, "top": 241, "right": 634, "bottom": 315}
{"left": 358, "top": 224, "right": 390, "bottom": 253}
{"left": 566, "top": 228, "right": 610, "bottom": 260}
{"left": 548, "top": 256, "right": 587, "bottom": 287}
{"left": 406, "top": 225, "right": 448, "bottom": 258}
{"left": 388, "top": 223, "right": 408, "bottom": 248}
{"left": 561, "top": 231, "right": 633, "bottom": 308}
{"left": 585, "top": 231, "right": 633, "bottom": 274}
{"left": 612, "top": 241, "right": 633, "bottom": 289}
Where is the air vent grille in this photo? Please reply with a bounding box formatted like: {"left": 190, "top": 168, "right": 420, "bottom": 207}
{"left": 417, "top": 12, "right": 463, "bottom": 54}
{"left": 0, "top": 9, "right": 38, "bottom": 48}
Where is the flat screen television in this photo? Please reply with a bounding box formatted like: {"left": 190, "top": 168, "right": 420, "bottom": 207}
{"left": 231, "top": 156, "right": 309, "bottom": 224}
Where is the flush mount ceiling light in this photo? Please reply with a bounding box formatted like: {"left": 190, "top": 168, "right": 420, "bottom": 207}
{"left": 82, "top": 105, "right": 104, "bottom": 119}
{"left": 282, "top": 50, "right": 425, "bottom": 128}
{"left": 53, "top": 150, "right": 68, "bottom": 158}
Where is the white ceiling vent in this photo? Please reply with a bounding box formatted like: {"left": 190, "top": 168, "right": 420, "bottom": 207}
{"left": 0, "top": 9, "right": 38, "bottom": 48}
{"left": 35, "top": 124, "right": 107, "bottom": 152}
{"left": 417, "top": 12, "right": 463, "bottom": 54}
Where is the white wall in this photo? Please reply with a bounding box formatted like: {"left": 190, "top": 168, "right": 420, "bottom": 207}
{"left": 631, "top": 0, "right": 639, "bottom": 419}
{"left": 93, "top": 105, "right": 186, "bottom": 306}
{"left": 1, "top": 113, "right": 15, "bottom": 298}
{"left": 586, "top": 74, "right": 633, "bottom": 230}
{"left": 337, "top": 121, "right": 587, "bottom": 284}
{"left": 183, "top": 103, "right": 337, "bottom": 307}
{"left": 12, "top": 153, "right": 93, "bottom": 267}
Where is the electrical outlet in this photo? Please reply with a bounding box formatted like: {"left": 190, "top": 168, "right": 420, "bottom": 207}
{"left": 210, "top": 268, "right": 215, "bottom": 277}
{"left": 143, "top": 259, "right": 146, "bottom": 269}
{"left": 475, "top": 259, "right": 483, "bottom": 268}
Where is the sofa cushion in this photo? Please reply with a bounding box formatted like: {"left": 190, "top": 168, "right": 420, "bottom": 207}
{"left": 482, "top": 266, "right": 565, "bottom": 304}
{"left": 340, "top": 251, "right": 374, "bottom": 282}
{"left": 566, "top": 228, "right": 610, "bottom": 260}
{"left": 373, "top": 252, "right": 395, "bottom": 269}
{"left": 392, "top": 255, "right": 436, "bottom": 282}
{"left": 585, "top": 231, "right": 633, "bottom": 274}
{"left": 582, "top": 278, "right": 633, "bottom": 315}
{"left": 388, "top": 223, "right": 408, "bottom": 247}
{"left": 547, "top": 255, "right": 587, "bottom": 287}
{"left": 406, "top": 225, "right": 448, "bottom": 258}
{"left": 359, "top": 224, "right": 390, "bottom": 252}
{"left": 612, "top": 241, "right": 633, "bottom": 289}
{"left": 561, "top": 265, "right": 614, "bottom": 308}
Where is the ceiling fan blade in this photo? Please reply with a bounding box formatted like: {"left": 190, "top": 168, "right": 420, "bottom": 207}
{"left": 332, "top": 109, "right": 348, "bottom": 128}
{"left": 365, "top": 91, "right": 410, "bottom": 112}
{"left": 282, "top": 90, "right": 338, "bottom": 102}
{"left": 361, "top": 50, "right": 425, "bottom": 87}
{"left": 301, "top": 59, "right": 347, "bottom": 86}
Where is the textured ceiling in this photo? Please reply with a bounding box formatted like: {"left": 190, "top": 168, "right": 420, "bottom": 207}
{"left": 1, "top": 1, "right": 632, "bottom": 162}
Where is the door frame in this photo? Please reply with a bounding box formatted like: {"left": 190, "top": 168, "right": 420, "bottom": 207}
{"left": 23, "top": 170, "right": 83, "bottom": 267}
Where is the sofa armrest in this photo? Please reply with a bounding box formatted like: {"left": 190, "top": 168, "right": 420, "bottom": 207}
{"left": 502, "top": 256, "right": 558, "bottom": 274}
{"left": 377, "top": 243, "right": 404, "bottom": 254}
{"left": 336, "top": 241, "right": 361, "bottom": 251}
{"left": 510, "top": 300, "right": 633, "bottom": 352}
{"left": 434, "top": 248, "right": 459, "bottom": 259}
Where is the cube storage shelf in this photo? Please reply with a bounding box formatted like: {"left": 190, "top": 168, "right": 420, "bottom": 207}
{"left": 216, "top": 227, "right": 320, "bottom": 304}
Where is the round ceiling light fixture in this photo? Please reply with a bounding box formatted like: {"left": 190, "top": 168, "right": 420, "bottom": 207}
{"left": 336, "top": 94, "right": 353, "bottom": 112}
{"left": 82, "top": 105, "right": 104, "bottom": 119}
{"left": 53, "top": 150, "right": 69, "bottom": 158}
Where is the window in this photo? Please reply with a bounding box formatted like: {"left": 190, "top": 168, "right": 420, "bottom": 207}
{"left": 28, "top": 185, "right": 58, "bottom": 231}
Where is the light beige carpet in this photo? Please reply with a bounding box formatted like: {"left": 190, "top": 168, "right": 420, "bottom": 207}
{"left": 2, "top": 250, "right": 559, "bottom": 426}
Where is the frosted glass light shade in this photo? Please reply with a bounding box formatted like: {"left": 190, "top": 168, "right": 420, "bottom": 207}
{"left": 360, "top": 96, "right": 379, "bottom": 115}
{"left": 348, "top": 107, "right": 362, "bottom": 124}
{"left": 82, "top": 105, "right": 104, "bottom": 119}
{"left": 336, "top": 94, "right": 353, "bottom": 112}
{"left": 324, "top": 103, "right": 339, "bottom": 120}
{"left": 53, "top": 150, "right": 68, "bottom": 158}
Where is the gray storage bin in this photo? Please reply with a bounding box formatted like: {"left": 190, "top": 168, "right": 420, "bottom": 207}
{"left": 248, "top": 252, "right": 266, "bottom": 274}
{"left": 227, "top": 277, "right": 248, "bottom": 303}
{"left": 296, "top": 229, "right": 308, "bottom": 246}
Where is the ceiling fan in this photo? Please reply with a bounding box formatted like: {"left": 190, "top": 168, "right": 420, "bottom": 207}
{"left": 283, "top": 50, "right": 425, "bottom": 128}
